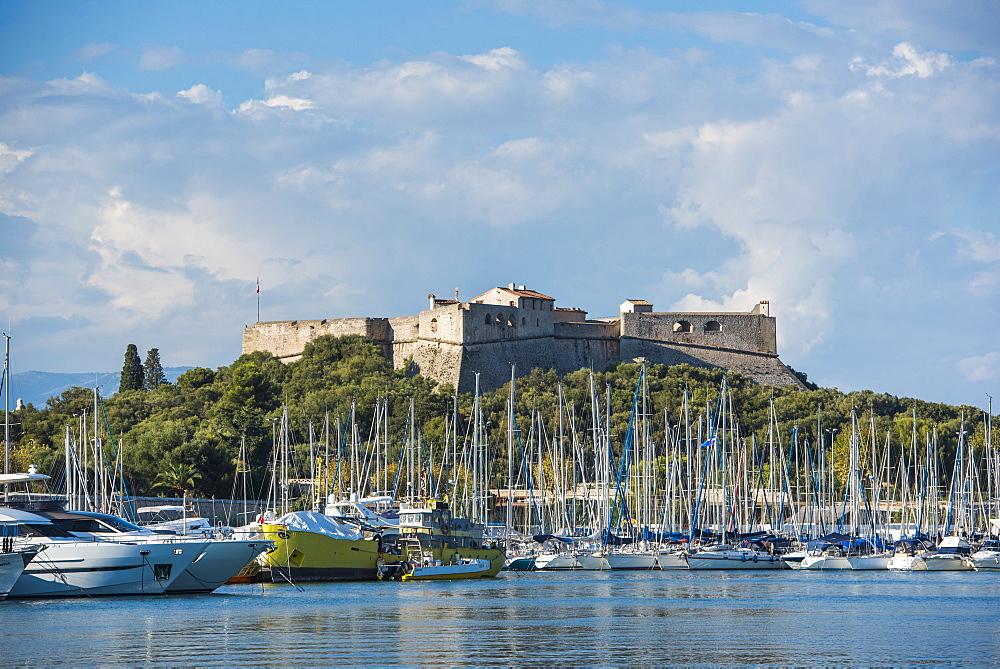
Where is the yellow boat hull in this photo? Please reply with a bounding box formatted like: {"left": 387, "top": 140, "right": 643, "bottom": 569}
{"left": 260, "top": 524, "right": 380, "bottom": 582}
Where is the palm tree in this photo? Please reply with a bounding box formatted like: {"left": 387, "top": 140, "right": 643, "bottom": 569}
{"left": 154, "top": 461, "right": 203, "bottom": 496}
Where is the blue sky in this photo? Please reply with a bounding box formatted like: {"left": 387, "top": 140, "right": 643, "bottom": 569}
{"left": 1, "top": 0, "right": 998, "bottom": 410}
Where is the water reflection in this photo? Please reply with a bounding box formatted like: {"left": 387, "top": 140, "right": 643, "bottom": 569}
{"left": 4, "top": 571, "right": 1000, "bottom": 665}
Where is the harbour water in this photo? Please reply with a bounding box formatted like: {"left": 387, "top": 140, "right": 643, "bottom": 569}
{"left": 4, "top": 570, "right": 1000, "bottom": 665}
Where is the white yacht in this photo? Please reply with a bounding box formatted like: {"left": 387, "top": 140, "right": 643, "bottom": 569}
{"left": 135, "top": 505, "right": 217, "bottom": 536}
{"left": 655, "top": 549, "right": 689, "bottom": 570}
{"left": 969, "top": 539, "right": 1000, "bottom": 571}
{"left": 922, "top": 536, "right": 975, "bottom": 571}
{"left": 0, "top": 545, "right": 38, "bottom": 600}
{"left": 686, "top": 544, "right": 786, "bottom": 570}
{"left": 37, "top": 509, "right": 273, "bottom": 593}
{"left": 0, "top": 507, "right": 209, "bottom": 597}
{"left": 793, "top": 535, "right": 855, "bottom": 570}
{"left": 886, "top": 538, "right": 933, "bottom": 571}
{"left": 603, "top": 549, "right": 660, "bottom": 570}
{"left": 534, "top": 551, "right": 580, "bottom": 570}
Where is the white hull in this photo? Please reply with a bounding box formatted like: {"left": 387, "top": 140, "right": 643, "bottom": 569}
{"left": 167, "top": 539, "right": 271, "bottom": 593}
{"left": 12, "top": 539, "right": 203, "bottom": 598}
{"left": 604, "top": 552, "right": 658, "bottom": 570}
{"left": 686, "top": 548, "right": 785, "bottom": 570}
{"left": 847, "top": 554, "right": 891, "bottom": 570}
{"left": 534, "top": 552, "right": 579, "bottom": 570}
{"left": 0, "top": 550, "right": 35, "bottom": 600}
{"left": 655, "top": 551, "right": 688, "bottom": 570}
{"left": 535, "top": 551, "right": 609, "bottom": 570}
{"left": 922, "top": 555, "right": 974, "bottom": 571}
{"left": 575, "top": 553, "right": 610, "bottom": 570}
{"left": 403, "top": 559, "right": 492, "bottom": 580}
{"left": 887, "top": 554, "right": 926, "bottom": 571}
{"left": 798, "top": 554, "right": 853, "bottom": 570}
{"left": 970, "top": 550, "right": 1000, "bottom": 571}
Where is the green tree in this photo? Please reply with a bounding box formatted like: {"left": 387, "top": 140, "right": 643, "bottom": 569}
{"left": 119, "top": 344, "right": 145, "bottom": 393}
{"left": 154, "top": 461, "right": 203, "bottom": 496}
{"left": 143, "top": 348, "right": 166, "bottom": 390}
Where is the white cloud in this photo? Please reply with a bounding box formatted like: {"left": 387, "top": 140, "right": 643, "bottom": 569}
{"left": 177, "top": 84, "right": 222, "bottom": 107}
{"left": 958, "top": 352, "right": 1000, "bottom": 383}
{"left": 0, "top": 142, "right": 33, "bottom": 175}
{"left": 850, "top": 42, "right": 952, "bottom": 78}
{"left": 460, "top": 47, "right": 527, "bottom": 71}
{"left": 1, "top": 3, "right": 998, "bottom": 408}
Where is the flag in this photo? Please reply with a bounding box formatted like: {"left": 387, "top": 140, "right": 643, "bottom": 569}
{"left": 700, "top": 435, "right": 717, "bottom": 448}
{"left": 256, "top": 278, "right": 260, "bottom": 294}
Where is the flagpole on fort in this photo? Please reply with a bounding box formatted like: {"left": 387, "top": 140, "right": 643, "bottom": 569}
{"left": 256, "top": 277, "right": 260, "bottom": 323}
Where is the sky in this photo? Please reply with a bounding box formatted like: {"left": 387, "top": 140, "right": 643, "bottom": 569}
{"left": 1, "top": 0, "right": 998, "bottom": 410}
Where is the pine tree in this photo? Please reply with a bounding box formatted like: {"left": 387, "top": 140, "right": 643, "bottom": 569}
{"left": 143, "top": 348, "right": 166, "bottom": 390}
{"left": 119, "top": 344, "right": 145, "bottom": 392}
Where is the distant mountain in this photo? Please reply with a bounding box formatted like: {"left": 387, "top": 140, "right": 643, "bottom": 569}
{"left": 7, "top": 368, "right": 195, "bottom": 408}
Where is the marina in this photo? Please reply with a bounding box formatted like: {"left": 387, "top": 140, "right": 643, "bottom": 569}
{"left": 3, "top": 570, "right": 1000, "bottom": 666}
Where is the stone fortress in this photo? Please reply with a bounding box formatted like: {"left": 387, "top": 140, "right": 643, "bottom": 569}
{"left": 242, "top": 283, "right": 805, "bottom": 394}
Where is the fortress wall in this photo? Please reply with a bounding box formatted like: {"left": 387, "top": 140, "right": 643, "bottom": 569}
{"left": 461, "top": 302, "right": 554, "bottom": 344}
{"left": 242, "top": 318, "right": 390, "bottom": 361}
{"left": 388, "top": 315, "right": 420, "bottom": 343}
{"left": 554, "top": 320, "right": 619, "bottom": 340}
{"left": 620, "top": 312, "right": 777, "bottom": 355}
{"left": 619, "top": 338, "right": 803, "bottom": 388}
{"left": 458, "top": 337, "right": 564, "bottom": 393}
{"left": 241, "top": 292, "right": 799, "bottom": 394}
{"left": 417, "top": 305, "right": 464, "bottom": 344}
{"left": 394, "top": 339, "right": 464, "bottom": 389}
{"left": 551, "top": 337, "right": 620, "bottom": 377}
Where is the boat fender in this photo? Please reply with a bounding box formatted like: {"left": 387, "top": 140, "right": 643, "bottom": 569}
{"left": 753, "top": 554, "right": 758, "bottom": 563}
{"left": 769, "top": 555, "right": 775, "bottom": 563}
{"left": 741, "top": 553, "right": 746, "bottom": 562}
{"left": 442, "top": 524, "right": 450, "bottom": 535}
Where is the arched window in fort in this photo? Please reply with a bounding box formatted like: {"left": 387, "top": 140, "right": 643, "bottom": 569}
{"left": 496, "top": 313, "right": 504, "bottom": 324}
{"left": 673, "top": 320, "right": 692, "bottom": 333}
{"left": 485, "top": 313, "right": 492, "bottom": 325}
{"left": 536, "top": 319, "right": 540, "bottom": 327}
{"left": 430, "top": 318, "right": 438, "bottom": 333}
{"left": 521, "top": 317, "right": 526, "bottom": 326}
{"left": 704, "top": 320, "right": 722, "bottom": 333}
{"left": 508, "top": 316, "right": 516, "bottom": 327}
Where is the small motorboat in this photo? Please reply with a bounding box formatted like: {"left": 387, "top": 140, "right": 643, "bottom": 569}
{"left": 380, "top": 554, "right": 492, "bottom": 581}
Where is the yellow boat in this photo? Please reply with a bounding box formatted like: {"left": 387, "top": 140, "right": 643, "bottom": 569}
{"left": 379, "top": 499, "right": 505, "bottom": 577}
{"left": 399, "top": 556, "right": 493, "bottom": 581}
{"left": 259, "top": 511, "right": 380, "bottom": 582}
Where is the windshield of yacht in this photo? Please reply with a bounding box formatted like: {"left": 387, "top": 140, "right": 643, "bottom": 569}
{"left": 18, "top": 523, "right": 75, "bottom": 539}
{"left": 49, "top": 513, "right": 146, "bottom": 534}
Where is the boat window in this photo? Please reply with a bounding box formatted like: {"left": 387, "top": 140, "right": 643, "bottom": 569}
{"left": 20, "top": 523, "right": 75, "bottom": 539}
{"left": 96, "top": 515, "right": 145, "bottom": 532}
{"left": 53, "top": 518, "right": 112, "bottom": 533}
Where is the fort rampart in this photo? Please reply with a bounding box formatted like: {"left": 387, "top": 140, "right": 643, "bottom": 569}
{"left": 242, "top": 284, "right": 804, "bottom": 393}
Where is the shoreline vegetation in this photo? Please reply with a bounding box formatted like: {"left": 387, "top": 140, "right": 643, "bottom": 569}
{"left": 3, "top": 335, "right": 994, "bottom": 519}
